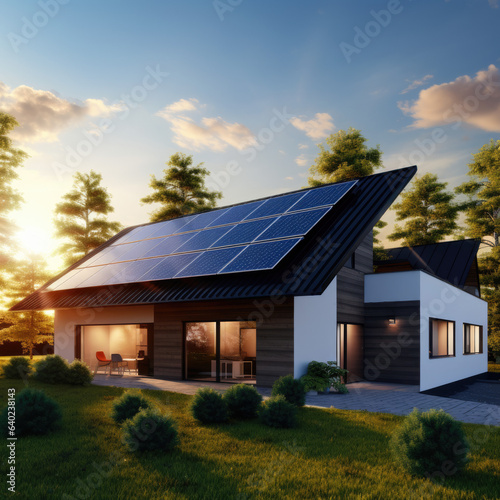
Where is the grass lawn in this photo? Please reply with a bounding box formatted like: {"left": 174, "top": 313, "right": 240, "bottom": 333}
{"left": 0, "top": 379, "right": 499, "bottom": 499}
{"left": 489, "top": 362, "right": 500, "bottom": 374}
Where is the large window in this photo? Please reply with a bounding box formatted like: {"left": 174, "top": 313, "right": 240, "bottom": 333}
{"left": 463, "top": 324, "right": 483, "bottom": 354}
{"left": 429, "top": 318, "right": 455, "bottom": 358}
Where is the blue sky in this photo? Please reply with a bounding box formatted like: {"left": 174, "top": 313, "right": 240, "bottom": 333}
{"left": 1, "top": 0, "right": 500, "bottom": 269}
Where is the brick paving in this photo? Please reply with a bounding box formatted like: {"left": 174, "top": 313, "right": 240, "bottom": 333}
{"left": 92, "top": 375, "right": 500, "bottom": 426}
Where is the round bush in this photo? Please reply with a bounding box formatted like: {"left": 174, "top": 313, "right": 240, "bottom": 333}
{"left": 1, "top": 388, "right": 62, "bottom": 436}
{"left": 223, "top": 384, "right": 262, "bottom": 419}
{"left": 190, "top": 387, "right": 228, "bottom": 424}
{"left": 122, "top": 409, "right": 179, "bottom": 452}
{"left": 2, "top": 357, "right": 32, "bottom": 379}
{"left": 390, "top": 408, "right": 470, "bottom": 477}
{"left": 67, "top": 360, "right": 94, "bottom": 385}
{"left": 34, "top": 355, "right": 70, "bottom": 384}
{"left": 111, "top": 390, "right": 152, "bottom": 424}
{"left": 271, "top": 375, "right": 306, "bottom": 407}
{"left": 259, "top": 395, "right": 297, "bottom": 428}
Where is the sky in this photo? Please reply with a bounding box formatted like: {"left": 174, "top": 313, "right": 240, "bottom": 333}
{"left": 1, "top": 0, "right": 500, "bottom": 272}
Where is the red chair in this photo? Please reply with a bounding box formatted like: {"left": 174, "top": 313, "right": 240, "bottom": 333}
{"left": 95, "top": 351, "right": 111, "bottom": 374}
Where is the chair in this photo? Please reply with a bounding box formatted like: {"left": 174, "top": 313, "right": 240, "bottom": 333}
{"left": 110, "top": 354, "right": 130, "bottom": 375}
{"left": 95, "top": 351, "right": 111, "bottom": 374}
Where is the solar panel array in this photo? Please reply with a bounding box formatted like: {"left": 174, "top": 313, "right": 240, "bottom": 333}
{"left": 48, "top": 180, "right": 357, "bottom": 290}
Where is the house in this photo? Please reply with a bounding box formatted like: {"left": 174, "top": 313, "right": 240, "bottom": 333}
{"left": 11, "top": 165, "right": 488, "bottom": 391}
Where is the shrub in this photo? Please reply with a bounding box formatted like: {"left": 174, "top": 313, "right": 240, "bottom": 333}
{"left": 390, "top": 408, "right": 469, "bottom": 477}
{"left": 259, "top": 395, "right": 297, "bottom": 428}
{"left": 34, "top": 355, "right": 69, "bottom": 384}
{"left": 2, "top": 357, "right": 32, "bottom": 379}
{"left": 122, "top": 409, "right": 179, "bottom": 452}
{"left": 190, "top": 387, "right": 228, "bottom": 424}
{"left": 489, "top": 333, "right": 500, "bottom": 359}
{"left": 111, "top": 390, "right": 152, "bottom": 424}
{"left": 223, "top": 384, "right": 262, "bottom": 419}
{"left": 271, "top": 375, "right": 306, "bottom": 407}
{"left": 332, "top": 381, "right": 349, "bottom": 394}
{"left": 300, "top": 374, "right": 330, "bottom": 392}
{"left": 1, "top": 388, "right": 62, "bottom": 436}
{"left": 67, "top": 360, "right": 94, "bottom": 385}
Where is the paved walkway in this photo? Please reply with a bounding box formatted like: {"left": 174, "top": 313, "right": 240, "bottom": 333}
{"left": 92, "top": 375, "right": 500, "bottom": 426}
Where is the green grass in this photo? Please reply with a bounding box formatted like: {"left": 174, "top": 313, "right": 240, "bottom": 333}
{"left": 489, "top": 362, "right": 500, "bottom": 373}
{"left": 0, "top": 379, "right": 499, "bottom": 499}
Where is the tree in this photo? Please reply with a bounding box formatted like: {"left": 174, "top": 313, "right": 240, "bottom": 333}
{"left": 1, "top": 255, "right": 54, "bottom": 359}
{"left": 0, "top": 113, "right": 28, "bottom": 284}
{"left": 455, "top": 139, "right": 500, "bottom": 247}
{"left": 388, "top": 173, "right": 460, "bottom": 247}
{"left": 308, "top": 127, "right": 382, "bottom": 186}
{"left": 54, "top": 170, "right": 122, "bottom": 266}
{"left": 373, "top": 219, "right": 389, "bottom": 261}
{"left": 141, "top": 153, "right": 222, "bottom": 222}
{"left": 478, "top": 247, "right": 500, "bottom": 339}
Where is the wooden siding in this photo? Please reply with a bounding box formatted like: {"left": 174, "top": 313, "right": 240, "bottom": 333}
{"left": 364, "top": 301, "right": 420, "bottom": 384}
{"left": 337, "top": 231, "right": 373, "bottom": 324}
{"left": 153, "top": 297, "right": 294, "bottom": 387}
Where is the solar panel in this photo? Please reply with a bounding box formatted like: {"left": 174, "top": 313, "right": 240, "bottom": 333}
{"left": 47, "top": 268, "right": 82, "bottom": 291}
{"left": 205, "top": 200, "right": 264, "bottom": 227}
{"left": 52, "top": 266, "right": 103, "bottom": 291}
{"left": 175, "top": 246, "right": 244, "bottom": 278}
{"left": 78, "top": 262, "right": 132, "bottom": 288}
{"left": 113, "top": 224, "right": 161, "bottom": 245}
{"left": 115, "top": 238, "right": 165, "bottom": 263}
{"left": 212, "top": 217, "right": 277, "bottom": 248}
{"left": 220, "top": 238, "right": 302, "bottom": 274}
{"left": 143, "top": 233, "right": 196, "bottom": 258}
{"left": 175, "top": 208, "right": 229, "bottom": 232}
{"left": 175, "top": 226, "right": 233, "bottom": 253}
{"left": 81, "top": 246, "right": 115, "bottom": 267}
{"left": 256, "top": 208, "right": 330, "bottom": 241}
{"left": 244, "top": 192, "right": 306, "bottom": 220}
{"left": 148, "top": 216, "right": 194, "bottom": 239}
{"left": 104, "top": 257, "right": 164, "bottom": 285}
{"left": 288, "top": 180, "right": 356, "bottom": 212}
{"left": 89, "top": 243, "right": 135, "bottom": 266}
{"left": 138, "top": 253, "right": 201, "bottom": 281}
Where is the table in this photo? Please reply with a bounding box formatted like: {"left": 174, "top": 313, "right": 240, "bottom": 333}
{"left": 211, "top": 360, "right": 253, "bottom": 379}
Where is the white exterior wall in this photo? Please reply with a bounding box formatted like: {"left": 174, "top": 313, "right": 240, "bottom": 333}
{"left": 365, "top": 271, "right": 420, "bottom": 302}
{"left": 419, "top": 272, "right": 488, "bottom": 391}
{"left": 54, "top": 306, "right": 154, "bottom": 362}
{"left": 293, "top": 277, "right": 337, "bottom": 378}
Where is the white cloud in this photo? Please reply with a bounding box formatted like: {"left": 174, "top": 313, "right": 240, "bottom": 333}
{"left": 156, "top": 98, "right": 256, "bottom": 152}
{"left": 294, "top": 154, "right": 309, "bottom": 167}
{"left": 285, "top": 176, "right": 294, "bottom": 181}
{"left": 298, "top": 143, "right": 309, "bottom": 149}
{"left": 290, "top": 112, "right": 335, "bottom": 140}
{"left": 0, "top": 82, "right": 122, "bottom": 142}
{"left": 398, "top": 65, "right": 500, "bottom": 132}
{"left": 400, "top": 74, "right": 433, "bottom": 94}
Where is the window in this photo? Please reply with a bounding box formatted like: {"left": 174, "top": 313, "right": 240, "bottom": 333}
{"left": 429, "top": 318, "right": 455, "bottom": 358}
{"left": 463, "top": 324, "right": 483, "bottom": 354}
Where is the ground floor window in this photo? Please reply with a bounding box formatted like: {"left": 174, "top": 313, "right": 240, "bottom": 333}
{"left": 79, "top": 324, "right": 153, "bottom": 375}
{"left": 429, "top": 318, "right": 455, "bottom": 358}
{"left": 185, "top": 321, "right": 256, "bottom": 383}
{"left": 463, "top": 323, "right": 483, "bottom": 354}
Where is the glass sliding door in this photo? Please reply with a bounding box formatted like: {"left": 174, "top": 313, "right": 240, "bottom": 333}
{"left": 185, "top": 322, "right": 217, "bottom": 380}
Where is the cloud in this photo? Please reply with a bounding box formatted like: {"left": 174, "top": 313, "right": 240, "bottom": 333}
{"left": 285, "top": 176, "right": 294, "bottom": 181}
{"left": 290, "top": 112, "right": 334, "bottom": 140}
{"left": 0, "top": 82, "right": 122, "bottom": 142}
{"left": 294, "top": 154, "right": 309, "bottom": 167}
{"left": 157, "top": 98, "right": 256, "bottom": 152}
{"left": 398, "top": 65, "right": 500, "bottom": 132}
{"left": 489, "top": 0, "right": 498, "bottom": 8}
{"left": 400, "top": 74, "right": 433, "bottom": 94}
{"left": 298, "top": 143, "right": 309, "bottom": 149}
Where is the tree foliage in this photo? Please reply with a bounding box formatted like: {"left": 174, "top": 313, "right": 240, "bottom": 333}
{"left": 478, "top": 247, "right": 500, "bottom": 337}
{"left": 455, "top": 139, "right": 500, "bottom": 247}
{"left": 0, "top": 113, "right": 28, "bottom": 284}
{"left": 54, "top": 170, "right": 122, "bottom": 266}
{"left": 388, "top": 173, "right": 460, "bottom": 246}
{"left": 308, "top": 128, "right": 382, "bottom": 186}
{"left": 141, "top": 153, "right": 222, "bottom": 222}
{"left": 1, "top": 254, "right": 54, "bottom": 358}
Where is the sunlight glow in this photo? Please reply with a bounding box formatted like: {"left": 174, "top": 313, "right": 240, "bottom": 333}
{"left": 15, "top": 226, "right": 54, "bottom": 256}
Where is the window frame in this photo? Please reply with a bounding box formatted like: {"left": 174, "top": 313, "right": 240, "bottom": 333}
{"left": 429, "top": 317, "right": 456, "bottom": 359}
{"left": 463, "top": 323, "right": 483, "bottom": 355}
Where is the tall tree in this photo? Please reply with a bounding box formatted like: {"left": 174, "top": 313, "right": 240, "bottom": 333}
{"left": 388, "top": 173, "right": 460, "bottom": 246}
{"left": 478, "top": 247, "right": 500, "bottom": 339}
{"left": 0, "top": 113, "right": 28, "bottom": 284}
{"left": 1, "top": 255, "right": 54, "bottom": 359}
{"left": 455, "top": 139, "right": 500, "bottom": 247}
{"left": 141, "top": 153, "right": 222, "bottom": 222}
{"left": 308, "top": 127, "right": 382, "bottom": 186}
{"left": 54, "top": 170, "right": 122, "bottom": 266}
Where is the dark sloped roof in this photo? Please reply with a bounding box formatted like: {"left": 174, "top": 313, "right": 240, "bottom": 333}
{"left": 12, "top": 166, "right": 416, "bottom": 310}
{"left": 375, "top": 239, "right": 481, "bottom": 289}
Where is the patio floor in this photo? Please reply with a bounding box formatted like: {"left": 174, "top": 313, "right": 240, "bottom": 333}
{"left": 92, "top": 375, "right": 500, "bottom": 426}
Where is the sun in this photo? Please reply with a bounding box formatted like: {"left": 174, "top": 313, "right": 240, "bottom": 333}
{"left": 15, "top": 226, "right": 55, "bottom": 256}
